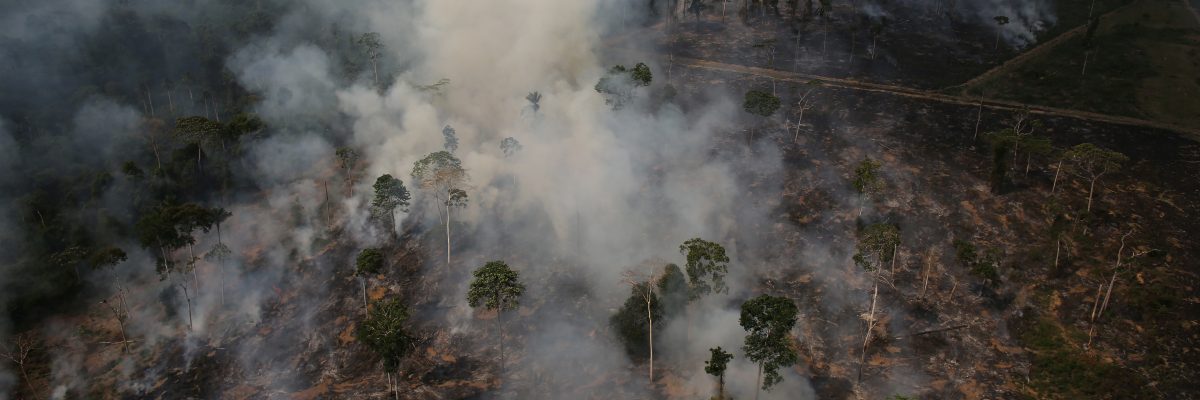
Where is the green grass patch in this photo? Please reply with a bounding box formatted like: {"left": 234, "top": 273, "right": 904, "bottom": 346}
{"left": 965, "top": 0, "right": 1200, "bottom": 128}
{"left": 1017, "top": 314, "right": 1151, "bottom": 399}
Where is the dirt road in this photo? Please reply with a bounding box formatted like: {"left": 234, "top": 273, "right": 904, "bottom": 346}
{"left": 654, "top": 54, "right": 1200, "bottom": 138}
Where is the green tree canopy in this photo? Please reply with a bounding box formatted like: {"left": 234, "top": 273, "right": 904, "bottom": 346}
{"left": 135, "top": 203, "right": 225, "bottom": 274}
{"left": 853, "top": 223, "right": 900, "bottom": 273}
{"left": 357, "top": 297, "right": 415, "bottom": 373}
{"left": 500, "top": 137, "right": 522, "bottom": 158}
{"left": 595, "top": 63, "right": 652, "bottom": 109}
{"left": 610, "top": 281, "right": 662, "bottom": 359}
{"left": 370, "top": 174, "right": 411, "bottom": 231}
{"left": 442, "top": 125, "right": 458, "bottom": 153}
{"left": 705, "top": 346, "right": 734, "bottom": 399}
{"left": 743, "top": 90, "right": 781, "bottom": 118}
{"left": 679, "top": 238, "right": 731, "bottom": 299}
{"left": 656, "top": 263, "right": 689, "bottom": 318}
{"left": 411, "top": 151, "right": 467, "bottom": 193}
{"left": 740, "top": 294, "right": 799, "bottom": 391}
{"left": 1063, "top": 143, "right": 1128, "bottom": 211}
{"left": 356, "top": 248, "right": 384, "bottom": 276}
{"left": 852, "top": 158, "right": 884, "bottom": 196}
{"left": 467, "top": 261, "right": 526, "bottom": 313}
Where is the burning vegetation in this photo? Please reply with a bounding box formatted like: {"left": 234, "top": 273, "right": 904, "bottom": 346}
{"left": 0, "top": 0, "right": 1198, "bottom": 399}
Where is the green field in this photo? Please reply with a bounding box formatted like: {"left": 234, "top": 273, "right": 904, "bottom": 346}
{"left": 965, "top": 0, "right": 1200, "bottom": 129}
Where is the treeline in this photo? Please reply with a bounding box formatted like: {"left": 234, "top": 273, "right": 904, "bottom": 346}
{"left": 0, "top": 0, "right": 389, "bottom": 328}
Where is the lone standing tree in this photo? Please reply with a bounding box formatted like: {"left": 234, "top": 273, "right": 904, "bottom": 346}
{"left": 594, "top": 62, "right": 653, "bottom": 109}
{"left": 619, "top": 267, "right": 660, "bottom": 382}
{"left": 705, "top": 346, "right": 734, "bottom": 400}
{"left": 740, "top": 294, "right": 799, "bottom": 400}
{"left": 852, "top": 223, "right": 899, "bottom": 380}
{"left": 355, "top": 248, "right": 384, "bottom": 312}
{"left": 357, "top": 298, "right": 415, "bottom": 400}
{"left": 680, "top": 238, "right": 731, "bottom": 300}
{"left": 994, "top": 16, "right": 1010, "bottom": 49}
{"left": 357, "top": 32, "right": 384, "bottom": 87}
{"left": 370, "top": 174, "right": 411, "bottom": 234}
{"left": 411, "top": 151, "right": 469, "bottom": 266}
{"left": 852, "top": 158, "right": 885, "bottom": 217}
{"left": 467, "top": 260, "right": 526, "bottom": 374}
{"left": 500, "top": 137, "right": 522, "bottom": 158}
{"left": 743, "top": 89, "right": 781, "bottom": 140}
{"left": 442, "top": 125, "right": 458, "bottom": 153}
{"left": 1063, "top": 143, "right": 1127, "bottom": 212}
{"left": 335, "top": 147, "right": 359, "bottom": 196}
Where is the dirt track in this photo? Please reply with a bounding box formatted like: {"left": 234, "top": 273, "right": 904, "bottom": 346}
{"left": 647, "top": 53, "right": 1200, "bottom": 139}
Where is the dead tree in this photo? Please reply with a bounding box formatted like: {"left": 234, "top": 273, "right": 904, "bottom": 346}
{"left": 621, "top": 268, "right": 658, "bottom": 383}
{"left": 792, "top": 88, "right": 817, "bottom": 143}
{"left": 1, "top": 332, "right": 40, "bottom": 396}
{"left": 1087, "top": 229, "right": 1153, "bottom": 348}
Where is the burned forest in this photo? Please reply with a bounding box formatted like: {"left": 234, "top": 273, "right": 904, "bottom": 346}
{"left": 1, "top": 0, "right": 1198, "bottom": 399}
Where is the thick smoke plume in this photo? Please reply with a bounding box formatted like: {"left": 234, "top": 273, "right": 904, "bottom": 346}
{"left": 0, "top": 0, "right": 962, "bottom": 398}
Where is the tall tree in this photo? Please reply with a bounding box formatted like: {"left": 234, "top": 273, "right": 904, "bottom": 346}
{"left": 356, "top": 248, "right": 384, "bottom": 312}
{"left": 411, "top": 151, "right": 470, "bottom": 266}
{"left": 743, "top": 90, "right": 781, "bottom": 140}
{"left": 993, "top": 16, "right": 1010, "bottom": 49}
{"left": 619, "top": 269, "right": 660, "bottom": 382}
{"left": 852, "top": 158, "right": 885, "bottom": 217}
{"left": 335, "top": 147, "right": 360, "bottom": 196}
{"left": 357, "top": 298, "right": 415, "bottom": 400}
{"left": 705, "top": 346, "right": 734, "bottom": 400}
{"left": 500, "top": 137, "right": 523, "bottom": 158}
{"left": 595, "top": 63, "right": 653, "bottom": 109}
{"left": 679, "top": 238, "right": 731, "bottom": 300}
{"left": 442, "top": 125, "right": 459, "bottom": 153}
{"left": 357, "top": 32, "right": 384, "bottom": 87}
{"left": 656, "top": 263, "right": 690, "bottom": 319}
{"left": 740, "top": 294, "right": 799, "bottom": 400}
{"left": 853, "top": 223, "right": 899, "bottom": 380}
{"left": 174, "top": 116, "right": 222, "bottom": 173}
{"left": 525, "top": 92, "right": 542, "bottom": 114}
{"left": 467, "top": 260, "right": 526, "bottom": 374}
{"left": 370, "top": 174, "right": 412, "bottom": 234}
{"left": 1063, "top": 143, "right": 1127, "bottom": 212}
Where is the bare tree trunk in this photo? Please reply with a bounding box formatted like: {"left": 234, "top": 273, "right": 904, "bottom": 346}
{"left": 920, "top": 251, "right": 932, "bottom": 298}
{"left": 718, "top": 371, "right": 726, "bottom": 399}
{"left": 890, "top": 244, "right": 898, "bottom": 276}
{"left": 147, "top": 89, "right": 155, "bottom": 117}
{"left": 858, "top": 282, "right": 878, "bottom": 382}
{"left": 754, "top": 362, "right": 763, "bottom": 400}
{"left": 105, "top": 297, "right": 129, "bottom": 353}
{"left": 1081, "top": 50, "right": 1090, "bottom": 76}
{"left": 1086, "top": 283, "right": 1103, "bottom": 348}
{"left": 1051, "top": 159, "right": 1063, "bottom": 194}
{"left": 1087, "top": 176, "right": 1098, "bottom": 212}
{"left": 150, "top": 138, "right": 163, "bottom": 170}
{"left": 361, "top": 277, "right": 369, "bottom": 313}
{"left": 973, "top": 99, "right": 983, "bottom": 140}
{"left": 167, "top": 88, "right": 174, "bottom": 114}
{"left": 189, "top": 243, "right": 201, "bottom": 292}
{"left": 497, "top": 312, "right": 506, "bottom": 379}
{"left": 181, "top": 283, "right": 194, "bottom": 331}
{"left": 446, "top": 205, "right": 452, "bottom": 266}
{"left": 647, "top": 297, "right": 655, "bottom": 383}
{"left": 372, "top": 60, "right": 380, "bottom": 88}
{"left": 1054, "top": 239, "right": 1062, "bottom": 269}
